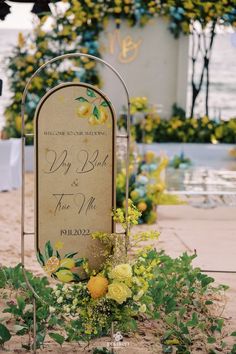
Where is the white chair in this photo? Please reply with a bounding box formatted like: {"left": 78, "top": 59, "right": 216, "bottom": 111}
{"left": 10, "top": 138, "right": 22, "bottom": 189}
{"left": 0, "top": 140, "right": 12, "bottom": 191}
{"left": 0, "top": 138, "right": 22, "bottom": 192}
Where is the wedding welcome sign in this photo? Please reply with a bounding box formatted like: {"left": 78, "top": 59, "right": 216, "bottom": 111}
{"left": 35, "top": 83, "right": 116, "bottom": 280}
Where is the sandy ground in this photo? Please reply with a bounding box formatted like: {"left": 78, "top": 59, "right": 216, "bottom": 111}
{"left": 157, "top": 205, "right": 236, "bottom": 330}
{"left": 0, "top": 173, "right": 236, "bottom": 353}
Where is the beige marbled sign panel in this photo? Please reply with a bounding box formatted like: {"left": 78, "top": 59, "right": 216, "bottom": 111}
{"left": 35, "top": 83, "right": 116, "bottom": 281}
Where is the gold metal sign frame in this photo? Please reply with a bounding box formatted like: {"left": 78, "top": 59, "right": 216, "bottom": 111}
{"left": 20, "top": 53, "right": 131, "bottom": 353}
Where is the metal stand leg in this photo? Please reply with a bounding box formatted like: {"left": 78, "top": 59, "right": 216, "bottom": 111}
{"left": 20, "top": 53, "right": 131, "bottom": 354}
{"left": 33, "top": 297, "right": 37, "bottom": 354}
{"left": 111, "top": 322, "right": 115, "bottom": 354}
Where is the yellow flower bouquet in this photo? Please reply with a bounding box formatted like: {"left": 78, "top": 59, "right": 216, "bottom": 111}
{"left": 50, "top": 204, "right": 160, "bottom": 338}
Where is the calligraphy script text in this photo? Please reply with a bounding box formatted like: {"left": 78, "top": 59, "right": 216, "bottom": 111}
{"left": 53, "top": 193, "right": 96, "bottom": 216}
{"left": 44, "top": 149, "right": 109, "bottom": 175}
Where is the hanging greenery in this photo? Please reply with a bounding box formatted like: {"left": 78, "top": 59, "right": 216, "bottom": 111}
{"left": 3, "top": 0, "right": 236, "bottom": 141}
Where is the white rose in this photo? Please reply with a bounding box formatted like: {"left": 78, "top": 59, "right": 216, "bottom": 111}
{"left": 57, "top": 296, "right": 63, "bottom": 304}
{"left": 73, "top": 298, "right": 78, "bottom": 306}
{"left": 49, "top": 306, "right": 56, "bottom": 314}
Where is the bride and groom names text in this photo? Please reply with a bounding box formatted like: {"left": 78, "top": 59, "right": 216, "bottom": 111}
{"left": 43, "top": 148, "right": 110, "bottom": 220}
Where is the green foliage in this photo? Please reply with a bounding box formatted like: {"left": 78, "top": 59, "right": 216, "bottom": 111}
{"left": 0, "top": 323, "right": 11, "bottom": 345}
{"left": 3, "top": 1, "right": 236, "bottom": 142}
{"left": 93, "top": 348, "right": 113, "bottom": 354}
{"left": 48, "top": 332, "right": 65, "bottom": 345}
{"left": 119, "top": 98, "right": 236, "bottom": 144}
{"left": 1, "top": 264, "right": 51, "bottom": 298}
{"left": 169, "top": 152, "right": 192, "bottom": 169}
{"left": 0, "top": 250, "right": 235, "bottom": 352}
{"left": 0, "top": 264, "right": 52, "bottom": 349}
{"left": 231, "top": 344, "right": 236, "bottom": 354}
{"left": 147, "top": 251, "right": 233, "bottom": 352}
{"left": 0, "top": 268, "right": 7, "bottom": 288}
{"left": 172, "top": 103, "right": 186, "bottom": 120}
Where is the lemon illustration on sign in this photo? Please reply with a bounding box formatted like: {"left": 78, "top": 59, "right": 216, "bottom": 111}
{"left": 56, "top": 269, "right": 74, "bottom": 283}
{"left": 99, "top": 106, "right": 109, "bottom": 123}
{"left": 44, "top": 256, "right": 60, "bottom": 274}
{"left": 88, "top": 114, "right": 99, "bottom": 126}
{"left": 137, "top": 201, "right": 147, "bottom": 212}
{"left": 60, "top": 258, "right": 75, "bottom": 269}
{"left": 89, "top": 105, "right": 101, "bottom": 126}
{"left": 76, "top": 101, "right": 93, "bottom": 118}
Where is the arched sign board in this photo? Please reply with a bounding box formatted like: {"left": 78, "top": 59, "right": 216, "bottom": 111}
{"left": 35, "top": 83, "right": 116, "bottom": 282}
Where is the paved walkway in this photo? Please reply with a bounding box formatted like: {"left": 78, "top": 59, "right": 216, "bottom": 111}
{"left": 157, "top": 205, "right": 236, "bottom": 328}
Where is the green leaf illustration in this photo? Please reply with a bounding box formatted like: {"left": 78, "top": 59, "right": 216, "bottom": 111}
{"left": 45, "top": 241, "right": 53, "bottom": 259}
{"left": 93, "top": 106, "right": 100, "bottom": 120}
{"left": 73, "top": 273, "right": 81, "bottom": 282}
{"left": 75, "top": 97, "right": 88, "bottom": 102}
{"left": 75, "top": 259, "right": 84, "bottom": 267}
{"left": 87, "top": 88, "right": 96, "bottom": 97}
{"left": 56, "top": 250, "right": 61, "bottom": 260}
{"left": 64, "top": 251, "right": 78, "bottom": 259}
{"left": 56, "top": 267, "right": 71, "bottom": 272}
{"left": 0, "top": 324, "right": 11, "bottom": 345}
{"left": 36, "top": 250, "right": 45, "bottom": 266}
{"left": 101, "top": 101, "right": 109, "bottom": 107}
{"left": 48, "top": 333, "right": 64, "bottom": 345}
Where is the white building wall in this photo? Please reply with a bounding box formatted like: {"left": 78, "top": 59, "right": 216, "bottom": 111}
{"left": 98, "top": 19, "right": 189, "bottom": 118}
